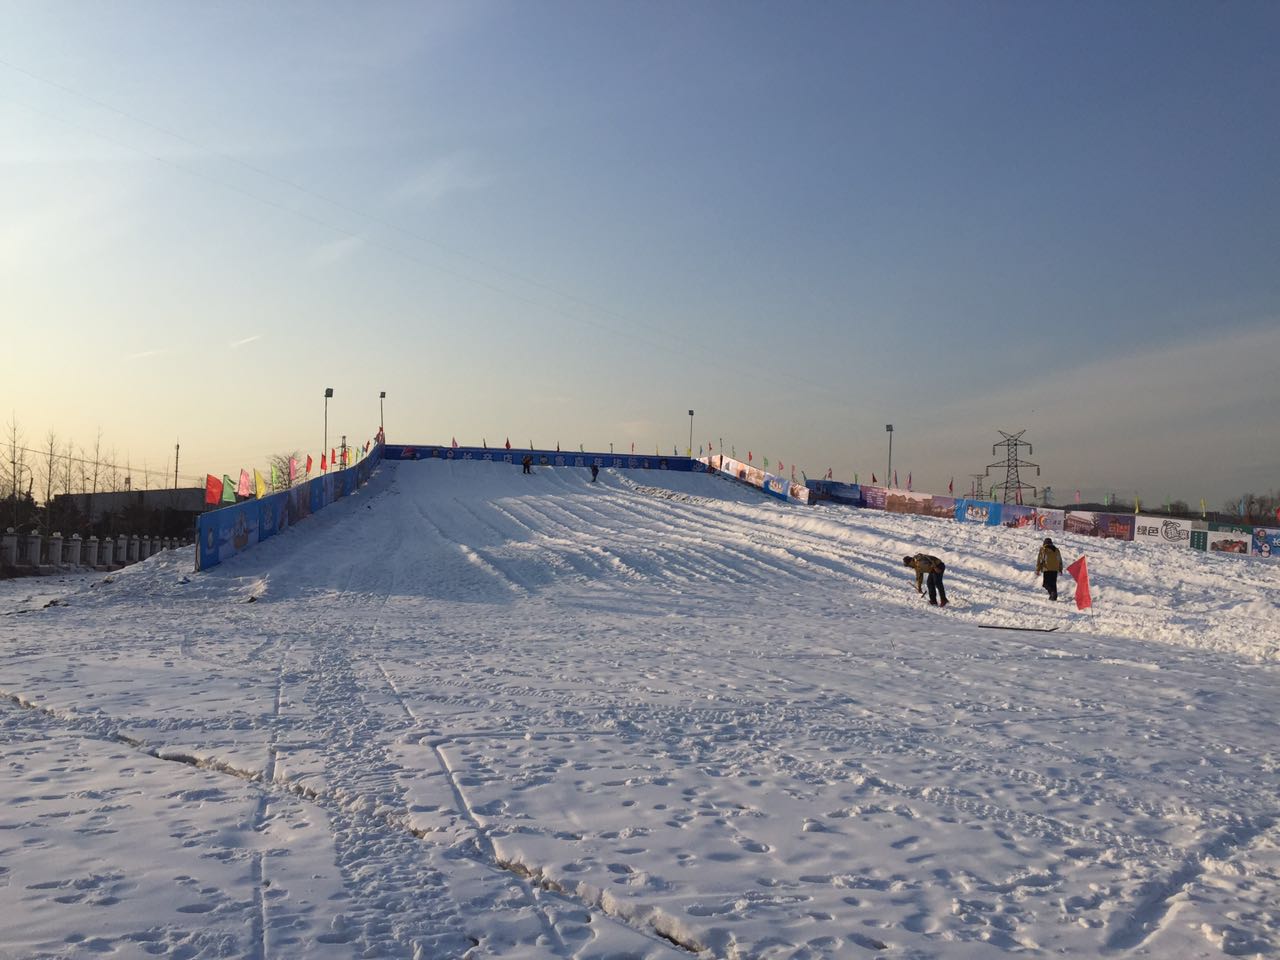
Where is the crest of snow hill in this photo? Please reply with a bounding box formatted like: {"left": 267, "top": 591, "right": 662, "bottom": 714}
{"left": 191, "top": 442, "right": 1277, "bottom": 573}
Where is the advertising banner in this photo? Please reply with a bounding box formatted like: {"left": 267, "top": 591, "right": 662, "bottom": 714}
{"left": 1206, "top": 523, "right": 1253, "bottom": 555}
{"left": 1062, "top": 511, "right": 1136, "bottom": 541}
{"left": 1250, "top": 527, "right": 1280, "bottom": 558}
{"left": 805, "top": 481, "right": 863, "bottom": 506}
{"left": 385, "top": 444, "right": 697, "bottom": 472}
{"left": 954, "top": 499, "right": 1003, "bottom": 526}
{"left": 1032, "top": 509, "right": 1066, "bottom": 533}
{"left": 861, "top": 486, "right": 887, "bottom": 510}
{"left": 711, "top": 456, "right": 809, "bottom": 503}
{"left": 884, "top": 490, "right": 934, "bottom": 516}
{"left": 1134, "top": 515, "right": 1198, "bottom": 548}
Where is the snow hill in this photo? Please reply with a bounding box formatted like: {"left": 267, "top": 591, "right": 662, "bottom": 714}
{"left": 1, "top": 459, "right": 1278, "bottom": 959}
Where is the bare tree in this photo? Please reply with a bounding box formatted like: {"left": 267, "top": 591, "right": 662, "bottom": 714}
{"left": 270, "top": 451, "right": 305, "bottom": 489}
{"left": 39, "top": 429, "right": 60, "bottom": 533}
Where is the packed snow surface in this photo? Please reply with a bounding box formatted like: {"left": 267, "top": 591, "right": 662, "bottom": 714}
{"left": 2, "top": 460, "right": 1278, "bottom": 959}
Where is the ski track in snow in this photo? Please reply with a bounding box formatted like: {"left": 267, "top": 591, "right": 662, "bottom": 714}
{"left": 1, "top": 459, "right": 1278, "bottom": 959}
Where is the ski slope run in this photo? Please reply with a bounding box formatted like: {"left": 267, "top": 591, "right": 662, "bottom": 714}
{"left": 1, "top": 459, "right": 1277, "bottom": 959}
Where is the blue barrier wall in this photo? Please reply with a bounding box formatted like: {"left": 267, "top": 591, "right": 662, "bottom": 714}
{"left": 384, "top": 444, "right": 700, "bottom": 472}
{"left": 195, "top": 444, "right": 383, "bottom": 571}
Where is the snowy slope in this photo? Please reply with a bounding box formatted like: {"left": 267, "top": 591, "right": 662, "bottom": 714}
{"left": 1, "top": 459, "right": 1278, "bottom": 959}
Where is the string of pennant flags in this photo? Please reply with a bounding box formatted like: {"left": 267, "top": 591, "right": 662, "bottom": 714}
{"left": 202, "top": 429, "right": 384, "bottom": 506}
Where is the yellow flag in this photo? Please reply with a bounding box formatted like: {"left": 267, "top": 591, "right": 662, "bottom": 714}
{"left": 254, "top": 469, "right": 267, "bottom": 499}
{"left": 1134, "top": 496, "right": 1140, "bottom": 515}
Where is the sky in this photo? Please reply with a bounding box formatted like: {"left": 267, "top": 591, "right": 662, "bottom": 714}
{"left": 2, "top": 0, "right": 1277, "bottom": 506}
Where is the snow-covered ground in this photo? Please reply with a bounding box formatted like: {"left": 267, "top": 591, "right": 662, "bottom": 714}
{"left": 2, "top": 459, "right": 1278, "bottom": 959}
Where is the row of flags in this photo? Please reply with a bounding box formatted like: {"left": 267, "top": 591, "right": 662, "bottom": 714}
{"left": 204, "top": 433, "right": 380, "bottom": 506}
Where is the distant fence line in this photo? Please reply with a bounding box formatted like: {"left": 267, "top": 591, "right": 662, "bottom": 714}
{"left": 804, "top": 481, "right": 1277, "bottom": 559}
{"left": 1, "top": 530, "right": 191, "bottom": 575}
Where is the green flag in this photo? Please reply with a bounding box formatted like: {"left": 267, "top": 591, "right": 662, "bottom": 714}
{"left": 221, "top": 474, "right": 236, "bottom": 503}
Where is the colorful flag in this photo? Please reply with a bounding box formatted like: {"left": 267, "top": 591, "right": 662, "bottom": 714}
{"left": 270, "top": 464, "right": 280, "bottom": 490}
{"left": 631, "top": 442, "right": 635, "bottom": 453}
{"left": 907, "top": 472, "right": 912, "bottom": 491}
{"left": 1075, "top": 489, "right": 1081, "bottom": 504}
{"left": 826, "top": 468, "right": 833, "bottom": 480}
{"left": 893, "top": 470, "right": 898, "bottom": 488}
{"left": 948, "top": 477, "right": 953, "bottom": 494}
{"left": 331, "top": 448, "right": 336, "bottom": 466}
{"left": 204, "top": 474, "right": 223, "bottom": 505}
{"left": 452, "top": 437, "right": 458, "bottom": 448}
{"left": 289, "top": 457, "right": 298, "bottom": 485}
{"left": 748, "top": 451, "right": 752, "bottom": 462}
{"left": 306, "top": 454, "right": 313, "bottom": 475}
{"left": 504, "top": 438, "right": 511, "bottom": 450}
{"left": 221, "top": 474, "right": 236, "bottom": 503}
{"left": 1134, "top": 497, "right": 1140, "bottom": 515}
{"left": 237, "top": 469, "right": 252, "bottom": 498}
{"left": 1066, "top": 555, "right": 1092, "bottom": 610}
{"left": 321, "top": 454, "right": 327, "bottom": 472}
{"left": 763, "top": 456, "right": 769, "bottom": 469}
{"left": 254, "top": 469, "right": 267, "bottom": 499}
{"left": 871, "top": 473, "right": 877, "bottom": 484}
{"left": 1200, "top": 498, "right": 1206, "bottom": 518}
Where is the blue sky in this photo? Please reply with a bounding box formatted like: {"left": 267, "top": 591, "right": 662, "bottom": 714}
{"left": 2, "top": 1, "right": 1277, "bottom": 506}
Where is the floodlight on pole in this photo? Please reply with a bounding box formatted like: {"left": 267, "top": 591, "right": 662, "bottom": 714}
{"left": 688, "top": 410, "right": 694, "bottom": 458}
{"left": 379, "top": 391, "right": 386, "bottom": 434}
{"left": 885, "top": 424, "right": 894, "bottom": 487}
{"left": 324, "top": 388, "right": 334, "bottom": 469}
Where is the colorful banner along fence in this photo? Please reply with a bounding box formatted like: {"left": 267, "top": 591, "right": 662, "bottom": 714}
{"left": 949, "top": 499, "right": 1066, "bottom": 532}
{"left": 1134, "top": 515, "right": 1198, "bottom": 548}
{"left": 706, "top": 455, "right": 811, "bottom": 504}
{"left": 196, "top": 444, "right": 383, "bottom": 571}
{"left": 386, "top": 445, "right": 699, "bottom": 472}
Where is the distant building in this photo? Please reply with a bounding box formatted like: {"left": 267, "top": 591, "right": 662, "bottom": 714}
{"left": 52, "top": 487, "right": 206, "bottom": 537}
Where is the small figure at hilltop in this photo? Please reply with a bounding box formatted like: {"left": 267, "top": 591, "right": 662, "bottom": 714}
{"left": 522, "top": 454, "right": 533, "bottom": 475}
{"left": 1036, "top": 537, "right": 1063, "bottom": 601}
{"left": 590, "top": 464, "right": 599, "bottom": 483}
{"left": 903, "top": 553, "right": 948, "bottom": 607}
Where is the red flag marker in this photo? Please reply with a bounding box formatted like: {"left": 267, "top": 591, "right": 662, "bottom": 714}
{"left": 204, "top": 474, "right": 222, "bottom": 505}
{"left": 1066, "top": 556, "right": 1092, "bottom": 610}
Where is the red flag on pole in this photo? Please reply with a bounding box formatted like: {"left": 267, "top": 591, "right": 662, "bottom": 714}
{"left": 505, "top": 438, "right": 511, "bottom": 450}
{"left": 321, "top": 453, "right": 327, "bottom": 472}
{"left": 871, "top": 473, "right": 877, "bottom": 484}
{"left": 748, "top": 451, "right": 752, "bottom": 462}
{"left": 306, "top": 454, "right": 313, "bottom": 475}
{"left": 907, "top": 472, "right": 912, "bottom": 491}
{"left": 1066, "top": 556, "right": 1092, "bottom": 610}
{"left": 452, "top": 437, "right": 458, "bottom": 448}
{"left": 204, "top": 474, "right": 223, "bottom": 505}
{"left": 948, "top": 477, "right": 953, "bottom": 494}
{"left": 331, "top": 448, "right": 336, "bottom": 465}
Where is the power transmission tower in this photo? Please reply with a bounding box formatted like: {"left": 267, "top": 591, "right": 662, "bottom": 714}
{"left": 986, "top": 430, "right": 1039, "bottom": 505}
{"left": 968, "top": 473, "right": 986, "bottom": 499}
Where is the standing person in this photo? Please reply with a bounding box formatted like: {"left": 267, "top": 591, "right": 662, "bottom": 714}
{"left": 590, "top": 464, "right": 599, "bottom": 482}
{"left": 521, "top": 454, "right": 533, "bottom": 475}
{"left": 903, "top": 554, "right": 948, "bottom": 607}
{"left": 1036, "top": 537, "right": 1063, "bottom": 601}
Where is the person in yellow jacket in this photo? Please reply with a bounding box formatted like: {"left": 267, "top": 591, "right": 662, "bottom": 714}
{"left": 903, "top": 554, "right": 947, "bottom": 606}
{"left": 1035, "top": 537, "right": 1063, "bottom": 601}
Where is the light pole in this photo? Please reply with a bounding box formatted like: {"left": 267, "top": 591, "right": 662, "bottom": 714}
{"left": 688, "top": 410, "right": 694, "bottom": 458}
{"left": 379, "top": 391, "right": 385, "bottom": 435}
{"left": 885, "top": 424, "right": 894, "bottom": 487}
{"left": 324, "top": 387, "right": 334, "bottom": 468}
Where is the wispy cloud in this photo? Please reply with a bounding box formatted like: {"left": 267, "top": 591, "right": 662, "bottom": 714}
{"left": 230, "top": 335, "right": 262, "bottom": 349}
{"left": 310, "top": 235, "right": 366, "bottom": 267}
{"left": 394, "top": 154, "right": 491, "bottom": 205}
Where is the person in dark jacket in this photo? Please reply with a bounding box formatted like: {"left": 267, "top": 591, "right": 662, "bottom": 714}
{"left": 521, "top": 454, "right": 533, "bottom": 475}
{"left": 1036, "top": 537, "right": 1063, "bottom": 601}
{"left": 903, "top": 554, "right": 947, "bottom": 606}
{"left": 590, "top": 464, "right": 599, "bottom": 482}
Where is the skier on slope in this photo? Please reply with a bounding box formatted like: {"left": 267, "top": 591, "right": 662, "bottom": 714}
{"left": 903, "top": 553, "right": 948, "bottom": 607}
{"left": 590, "top": 464, "right": 599, "bottom": 482}
{"left": 1035, "top": 537, "right": 1063, "bottom": 601}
